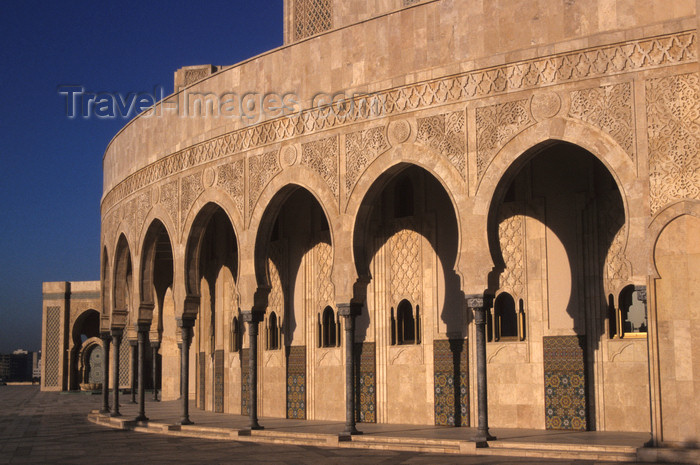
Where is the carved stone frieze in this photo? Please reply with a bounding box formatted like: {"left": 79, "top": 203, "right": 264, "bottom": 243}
{"left": 180, "top": 172, "right": 204, "bottom": 227}
{"left": 216, "top": 159, "right": 245, "bottom": 218}
{"left": 345, "top": 126, "right": 390, "bottom": 195}
{"left": 124, "top": 191, "right": 152, "bottom": 239}
{"left": 646, "top": 72, "right": 700, "bottom": 215}
{"left": 302, "top": 136, "right": 339, "bottom": 199}
{"left": 569, "top": 83, "right": 634, "bottom": 159}
{"left": 101, "top": 31, "right": 696, "bottom": 215}
{"left": 248, "top": 151, "right": 281, "bottom": 215}
{"left": 416, "top": 111, "right": 466, "bottom": 179}
{"left": 476, "top": 99, "right": 534, "bottom": 181}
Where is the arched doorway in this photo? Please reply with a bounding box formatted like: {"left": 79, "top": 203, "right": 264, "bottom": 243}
{"left": 254, "top": 187, "right": 335, "bottom": 421}
{"left": 353, "top": 164, "right": 463, "bottom": 426}
{"left": 185, "top": 205, "right": 238, "bottom": 413}
{"left": 487, "top": 141, "right": 649, "bottom": 432}
{"left": 70, "top": 309, "right": 100, "bottom": 390}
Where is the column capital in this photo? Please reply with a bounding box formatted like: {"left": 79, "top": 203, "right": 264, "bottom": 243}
{"left": 635, "top": 285, "right": 647, "bottom": 304}
{"left": 241, "top": 310, "right": 264, "bottom": 324}
{"left": 100, "top": 330, "right": 112, "bottom": 341}
{"left": 112, "top": 308, "right": 128, "bottom": 328}
{"left": 466, "top": 294, "right": 493, "bottom": 310}
{"left": 176, "top": 316, "right": 196, "bottom": 329}
{"left": 136, "top": 322, "right": 151, "bottom": 333}
{"left": 337, "top": 302, "right": 362, "bottom": 318}
{"left": 150, "top": 341, "right": 161, "bottom": 350}
{"left": 110, "top": 327, "right": 124, "bottom": 338}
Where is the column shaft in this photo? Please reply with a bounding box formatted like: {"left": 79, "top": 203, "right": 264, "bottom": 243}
{"left": 151, "top": 342, "right": 160, "bottom": 401}
{"left": 100, "top": 332, "right": 111, "bottom": 414}
{"left": 130, "top": 340, "right": 137, "bottom": 404}
{"left": 178, "top": 319, "right": 194, "bottom": 425}
{"left": 136, "top": 326, "right": 149, "bottom": 421}
{"left": 246, "top": 315, "right": 263, "bottom": 430}
{"left": 110, "top": 330, "right": 123, "bottom": 417}
{"left": 338, "top": 303, "right": 361, "bottom": 438}
{"left": 470, "top": 297, "right": 495, "bottom": 443}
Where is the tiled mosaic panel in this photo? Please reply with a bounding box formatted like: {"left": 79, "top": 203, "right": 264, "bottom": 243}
{"left": 87, "top": 345, "right": 104, "bottom": 384}
{"left": 543, "top": 336, "right": 588, "bottom": 431}
{"left": 198, "top": 352, "right": 206, "bottom": 410}
{"left": 433, "top": 339, "right": 470, "bottom": 427}
{"left": 241, "top": 348, "right": 249, "bottom": 415}
{"left": 214, "top": 350, "right": 224, "bottom": 413}
{"left": 44, "top": 307, "right": 61, "bottom": 387}
{"left": 118, "top": 339, "right": 130, "bottom": 388}
{"left": 286, "top": 346, "right": 306, "bottom": 419}
{"left": 354, "top": 342, "right": 376, "bottom": 423}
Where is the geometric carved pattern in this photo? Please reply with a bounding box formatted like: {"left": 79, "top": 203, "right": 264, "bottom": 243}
{"left": 345, "top": 126, "right": 390, "bottom": 194}
{"left": 118, "top": 340, "right": 130, "bottom": 388}
{"left": 354, "top": 342, "right": 376, "bottom": 423}
{"left": 646, "top": 73, "right": 700, "bottom": 214}
{"left": 433, "top": 339, "right": 469, "bottom": 427}
{"left": 286, "top": 346, "right": 306, "bottom": 419}
{"left": 268, "top": 241, "right": 286, "bottom": 314}
{"left": 476, "top": 99, "right": 534, "bottom": 182}
{"left": 44, "top": 306, "right": 61, "bottom": 387}
{"left": 314, "top": 235, "right": 334, "bottom": 307}
{"left": 124, "top": 191, "right": 152, "bottom": 237}
{"left": 160, "top": 180, "right": 179, "bottom": 230}
{"left": 417, "top": 111, "right": 466, "bottom": 179}
{"left": 214, "top": 349, "right": 224, "bottom": 413}
{"left": 216, "top": 159, "right": 245, "bottom": 218}
{"left": 498, "top": 204, "right": 526, "bottom": 298}
{"left": 293, "top": 0, "right": 332, "bottom": 41}
{"left": 302, "top": 136, "right": 339, "bottom": 199}
{"left": 569, "top": 83, "right": 634, "bottom": 159}
{"left": 389, "top": 220, "right": 422, "bottom": 305}
{"left": 180, "top": 172, "right": 204, "bottom": 227}
{"left": 249, "top": 151, "right": 281, "bottom": 216}
{"left": 543, "top": 336, "right": 588, "bottom": 431}
{"left": 101, "top": 31, "right": 696, "bottom": 213}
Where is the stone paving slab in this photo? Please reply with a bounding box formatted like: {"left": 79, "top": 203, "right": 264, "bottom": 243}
{"left": 0, "top": 386, "right": 669, "bottom": 464}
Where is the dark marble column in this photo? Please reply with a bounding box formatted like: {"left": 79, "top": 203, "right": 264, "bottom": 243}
{"left": 242, "top": 311, "right": 264, "bottom": 431}
{"left": 136, "top": 323, "right": 150, "bottom": 422}
{"left": 129, "top": 339, "right": 138, "bottom": 404}
{"left": 338, "top": 303, "right": 362, "bottom": 438}
{"left": 110, "top": 328, "right": 123, "bottom": 417}
{"left": 177, "top": 317, "right": 195, "bottom": 425}
{"left": 99, "top": 331, "right": 111, "bottom": 414}
{"left": 468, "top": 295, "right": 495, "bottom": 443}
{"left": 151, "top": 341, "right": 160, "bottom": 401}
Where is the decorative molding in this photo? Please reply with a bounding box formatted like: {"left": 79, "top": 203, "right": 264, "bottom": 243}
{"left": 476, "top": 99, "right": 534, "bottom": 182}
{"left": 101, "top": 31, "right": 696, "bottom": 216}
{"left": 646, "top": 72, "right": 700, "bottom": 215}
{"left": 248, "top": 150, "right": 281, "bottom": 215}
{"left": 416, "top": 111, "right": 466, "bottom": 179}
{"left": 569, "top": 82, "right": 634, "bottom": 159}
{"left": 301, "top": 136, "right": 339, "bottom": 199}
{"left": 345, "top": 126, "right": 390, "bottom": 195}
{"left": 216, "top": 159, "right": 245, "bottom": 218}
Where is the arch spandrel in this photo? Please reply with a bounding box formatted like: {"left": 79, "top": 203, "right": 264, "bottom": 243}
{"left": 469, "top": 118, "right": 641, "bottom": 295}
{"left": 135, "top": 204, "right": 178, "bottom": 259}
{"left": 648, "top": 200, "right": 700, "bottom": 279}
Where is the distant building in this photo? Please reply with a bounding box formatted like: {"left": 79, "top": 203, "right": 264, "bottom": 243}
{"left": 0, "top": 350, "right": 36, "bottom": 382}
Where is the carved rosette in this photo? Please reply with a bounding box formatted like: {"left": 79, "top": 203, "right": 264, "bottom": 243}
{"left": 216, "top": 159, "right": 245, "bottom": 219}
{"left": 476, "top": 99, "right": 534, "bottom": 181}
{"left": 646, "top": 73, "right": 700, "bottom": 215}
{"left": 345, "top": 126, "right": 390, "bottom": 195}
{"left": 569, "top": 83, "right": 634, "bottom": 159}
{"left": 180, "top": 172, "right": 204, "bottom": 228}
{"left": 301, "top": 136, "right": 339, "bottom": 199}
{"left": 416, "top": 111, "right": 466, "bottom": 179}
{"left": 248, "top": 151, "right": 282, "bottom": 216}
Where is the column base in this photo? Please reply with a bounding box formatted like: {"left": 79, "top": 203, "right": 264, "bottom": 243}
{"left": 178, "top": 419, "right": 194, "bottom": 426}
{"left": 99, "top": 408, "right": 110, "bottom": 415}
{"left": 135, "top": 415, "right": 149, "bottom": 422}
{"left": 110, "top": 411, "right": 122, "bottom": 418}
{"left": 471, "top": 429, "right": 496, "bottom": 444}
{"left": 238, "top": 425, "right": 264, "bottom": 436}
{"left": 338, "top": 426, "right": 362, "bottom": 441}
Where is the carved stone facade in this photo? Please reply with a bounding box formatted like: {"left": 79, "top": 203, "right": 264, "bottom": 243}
{"left": 39, "top": 0, "right": 699, "bottom": 448}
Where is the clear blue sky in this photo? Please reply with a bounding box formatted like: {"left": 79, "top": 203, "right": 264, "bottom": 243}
{"left": 0, "top": 0, "right": 283, "bottom": 353}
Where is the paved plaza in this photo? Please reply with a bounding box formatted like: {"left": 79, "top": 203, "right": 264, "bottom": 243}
{"left": 0, "top": 385, "right": 667, "bottom": 464}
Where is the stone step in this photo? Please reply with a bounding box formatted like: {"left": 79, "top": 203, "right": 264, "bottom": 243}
{"left": 479, "top": 444, "right": 638, "bottom": 462}
{"left": 487, "top": 440, "right": 637, "bottom": 453}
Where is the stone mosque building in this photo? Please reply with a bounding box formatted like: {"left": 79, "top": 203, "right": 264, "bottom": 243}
{"left": 42, "top": 0, "right": 700, "bottom": 450}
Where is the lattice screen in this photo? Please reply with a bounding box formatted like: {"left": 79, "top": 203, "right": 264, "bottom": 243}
{"left": 294, "top": 0, "right": 332, "bottom": 41}
{"left": 44, "top": 307, "right": 61, "bottom": 387}
{"left": 118, "top": 340, "right": 130, "bottom": 388}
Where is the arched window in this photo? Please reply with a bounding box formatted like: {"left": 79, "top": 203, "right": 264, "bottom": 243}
{"left": 319, "top": 306, "right": 339, "bottom": 348}
{"left": 491, "top": 293, "right": 525, "bottom": 341}
{"left": 267, "top": 312, "right": 281, "bottom": 350}
{"left": 616, "top": 285, "right": 647, "bottom": 338}
{"left": 392, "top": 300, "right": 419, "bottom": 345}
{"left": 394, "top": 176, "right": 414, "bottom": 218}
{"left": 230, "top": 316, "right": 240, "bottom": 352}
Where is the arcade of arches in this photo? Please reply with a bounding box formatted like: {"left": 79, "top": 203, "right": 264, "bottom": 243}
{"left": 42, "top": 0, "right": 700, "bottom": 449}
